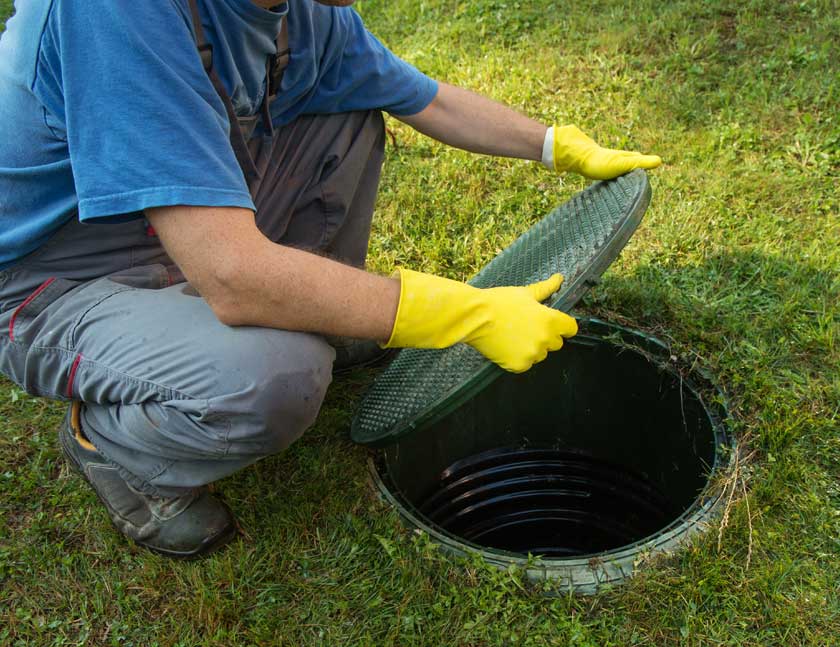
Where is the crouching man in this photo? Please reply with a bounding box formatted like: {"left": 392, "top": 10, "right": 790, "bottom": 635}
{"left": 0, "top": 0, "right": 660, "bottom": 556}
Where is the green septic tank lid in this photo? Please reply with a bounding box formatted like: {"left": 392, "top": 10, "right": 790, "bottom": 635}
{"left": 351, "top": 169, "right": 652, "bottom": 447}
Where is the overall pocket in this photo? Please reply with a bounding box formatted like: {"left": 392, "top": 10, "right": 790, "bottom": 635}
{"left": 6, "top": 277, "right": 80, "bottom": 344}
{"left": 0, "top": 277, "right": 81, "bottom": 398}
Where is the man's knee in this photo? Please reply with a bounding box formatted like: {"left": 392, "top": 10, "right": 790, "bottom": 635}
{"left": 249, "top": 358, "right": 332, "bottom": 454}
{"left": 216, "top": 330, "right": 334, "bottom": 456}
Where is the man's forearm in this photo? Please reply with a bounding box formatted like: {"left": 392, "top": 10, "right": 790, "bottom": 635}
{"left": 146, "top": 205, "right": 400, "bottom": 340}
{"left": 396, "top": 82, "right": 546, "bottom": 161}
{"left": 146, "top": 204, "right": 579, "bottom": 373}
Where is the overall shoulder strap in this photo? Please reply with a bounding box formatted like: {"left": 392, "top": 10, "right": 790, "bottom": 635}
{"left": 186, "top": 0, "right": 213, "bottom": 72}
{"left": 268, "top": 17, "right": 290, "bottom": 100}
{"left": 184, "top": 0, "right": 262, "bottom": 186}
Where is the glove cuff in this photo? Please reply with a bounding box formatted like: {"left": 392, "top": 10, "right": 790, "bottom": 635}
{"left": 383, "top": 268, "right": 487, "bottom": 351}
{"left": 552, "top": 124, "right": 587, "bottom": 174}
{"left": 541, "top": 126, "right": 554, "bottom": 170}
{"left": 382, "top": 267, "right": 410, "bottom": 348}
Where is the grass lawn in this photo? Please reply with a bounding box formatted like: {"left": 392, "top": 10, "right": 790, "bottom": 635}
{"left": 1, "top": 0, "right": 838, "bottom": 645}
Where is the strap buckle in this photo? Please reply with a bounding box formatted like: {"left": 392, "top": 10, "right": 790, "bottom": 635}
{"left": 267, "top": 48, "right": 290, "bottom": 100}
{"left": 237, "top": 114, "right": 260, "bottom": 140}
{"left": 198, "top": 43, "right": 213, "bottom": 72}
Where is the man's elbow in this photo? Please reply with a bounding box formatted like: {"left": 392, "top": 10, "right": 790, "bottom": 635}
{"left": 146, "top": 204, "right": 266, "bottom": 327}
{"left": 193, "top": 260, "right": 250, "bottom": 327}
{"left": 207, "top": 295, "right": 245, "bottom": 327}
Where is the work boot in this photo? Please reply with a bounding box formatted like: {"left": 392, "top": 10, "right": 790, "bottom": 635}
{"left": 327, "top": 335, "right": 396, "bottom": 375}
{"left": 59, "top": 402, "right": 237, "bottom": 558}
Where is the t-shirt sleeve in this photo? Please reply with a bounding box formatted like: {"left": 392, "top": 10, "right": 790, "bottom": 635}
{"left": 304, "top": 9, "right": 438, "bottom": 117}
{"left": 42, "top": 0, "right": 254, "bottom": 221}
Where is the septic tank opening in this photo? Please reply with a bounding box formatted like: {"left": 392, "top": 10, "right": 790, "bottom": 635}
{"left": 371, "top": 319, "right": 732, "bottom": 592}
{"left": 417, "top": 446, "right": 680, "bottom": 557}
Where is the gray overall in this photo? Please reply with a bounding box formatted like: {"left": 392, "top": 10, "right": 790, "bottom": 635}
{"left": 0, "top": 1, "right": 385, "bottom": 496}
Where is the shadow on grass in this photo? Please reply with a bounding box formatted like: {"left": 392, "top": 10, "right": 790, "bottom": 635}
{"left": 585, "top": 249, "right": 838, "bottom": 450}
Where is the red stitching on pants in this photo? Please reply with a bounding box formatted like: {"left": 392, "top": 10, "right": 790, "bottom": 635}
{"left": 66, "top": 354, "right": 83, "bottom": 398}
{"left": 8, "top": 277, "right": 55, "bottom": 341}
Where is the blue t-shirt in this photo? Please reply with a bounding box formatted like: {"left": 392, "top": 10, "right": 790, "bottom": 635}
{"left": 0, "top": 0, "right": 438, "bottom": 269}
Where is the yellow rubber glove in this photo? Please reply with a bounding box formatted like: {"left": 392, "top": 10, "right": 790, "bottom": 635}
{"left": 551, "top": 125, "right": 662, "bottom": 180}
{"left": 384, "top": 269, "right": 578, "bottom": 373}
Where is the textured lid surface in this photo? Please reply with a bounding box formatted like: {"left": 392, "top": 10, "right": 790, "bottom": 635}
{"left": 351, "top": 169, "right": 652, "bottom": 447}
